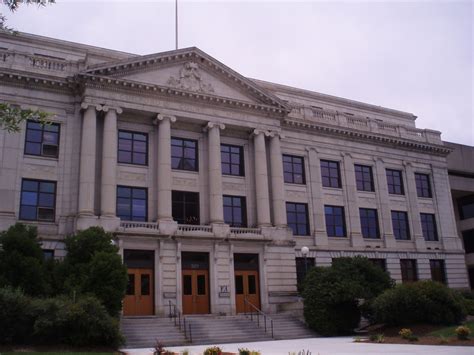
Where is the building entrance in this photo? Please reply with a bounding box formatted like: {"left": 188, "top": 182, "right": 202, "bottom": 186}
{"left": 182, "top": 252, "right": 210, "bottom": 314}
{"left": 234, "top": 253, "right": 260, "bottom": 313}
{"left": 123, "top": 250, "right": 154, "bottom": 316}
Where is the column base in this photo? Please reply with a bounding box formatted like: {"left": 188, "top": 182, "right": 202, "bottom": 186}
{"left": 158, "top": 219, "right": 178, "bottom": 235}
{"left": 99, "top": 215, "right": 121, "bottom": 232}
{"left": 414, "top": 235, "right": 427, "bottom": 250}
{"left": 211, "top": 223, "right": 230, "bottom": 238}
{"left": 350, "top": 232, "right": 365, "bottom": 247}
{"left": 383, "top": 234, "right": 397, "bottom": 248}
{"left": 314, "top": 230, "right": 329, "bottom": 247}
{"left": 76, "top": 215, "right": 99, "bottom": 231}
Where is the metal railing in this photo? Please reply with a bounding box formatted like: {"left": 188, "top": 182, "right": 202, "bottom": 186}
{"left": 243, "top": 297, "right": 274, "bottom": 338}
{"left": 168, "top": 300, "right": 193, "bottom": 343}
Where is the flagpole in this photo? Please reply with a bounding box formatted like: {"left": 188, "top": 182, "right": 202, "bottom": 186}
{"left": 175, "top": 0, "right": 178, "bottom": 49}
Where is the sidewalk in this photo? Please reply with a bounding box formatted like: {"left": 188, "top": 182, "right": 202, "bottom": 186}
{"left": 123, "top": 337, "right": 473, "bottom": 355}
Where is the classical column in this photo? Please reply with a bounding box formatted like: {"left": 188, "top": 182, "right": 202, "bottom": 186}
{"left": 78, "top": 103, "right": 101, "bottom": 216}
{"left": 206, "top": 122, "right": 225, "bottom": 224}
{"left": 253, "top": 129, "right": 271, "bottom": 226}
{"left": 341, "top": 152, "right": 364, "bottom": 247}
{"left": 155, "top": 114, "right": 176, "bottom": 222}
{"left": 100, "top": 106, "right": 122, "bottom": 217}
{"left": 306, "top": 147, "right": 328, "bottom": 246}
{"left": 374, "top": 158, "right": 397, "bottom": 248}
{"left": 404, "top": 161, "right": 425, "bottom": 250}
{"left": 269, "top": 132, "right": 287, "bottom": 227}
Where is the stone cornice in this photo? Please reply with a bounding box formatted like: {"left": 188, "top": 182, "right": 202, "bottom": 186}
{"left": 76, "top": 73, "right": 287, "bottom": 117}
{"left": 83, "top": 47, "right": 289, "bottom": 111}
{"left": 0, "top": 69, "right": 72, "bottom": 94}
{"left": 283, "top": 118, "right": 452, "bottom": 156}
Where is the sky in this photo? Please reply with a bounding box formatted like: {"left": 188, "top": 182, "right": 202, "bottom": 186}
{"left": 3, "top": 0, "right": 473, "bottom": 145}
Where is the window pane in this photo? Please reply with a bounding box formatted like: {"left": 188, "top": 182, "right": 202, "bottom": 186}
{"left": 21, "top": 191, "right": 38, "bottom": 206}
{"left": 141, "top": 274, "right": 150, "bottom": 295}
{"left": 25, "top": 142, "right": 41, "bottom": 155}
{"left": 235, "top": 275, "right": 244, "bottom": 294}
{"left": 20, "top": 205, "right": 37, "bottom": 220}
{"left": 43, "top": 132, "right": 58, "bottom": 144}
{"left": 38, "top": 193, "right": 54, "bottom": 207}
{"left": 126, "top": 274, "right": 135, "bottom": 295}
{"left": 26, "top": 129, "right": 42, "bottom": 142}
{"left": 118, "top": 151, "right": 132, "bottom": 163}
{"left": 183, "top": 275, "right": 192, "bottom": 295}
{"left": 248, "top": 275, "right": 256, "bottom": 294}
{"left": 117, "top": 187, "right": 131, "bottom": 198}
{"left": 38, "top": 208, "right": 54, "bottom": 221}
{"left": 40, "top": 182, "right": 55, "bottom": 193}
{"left": 197, "top": 275, "right": 206, "bottom": 295}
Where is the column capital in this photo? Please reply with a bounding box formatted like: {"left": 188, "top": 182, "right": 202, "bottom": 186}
{"left": 102, "top": 105, "right": 123, "bottom": 114}
{"left": 268, "top": 130, "right": 285, "bottom": 139}
{"left": 305, "top": 146, "right": 319, "bottom": 153}
{"left": 402, "top": 160, "right": 413, "bottom": 168}
{"left": 203, "top": 121, "right": 225, "bottom": 132}
{"left": 154, "top": 113, "right": 177, "bottom": 125}
{"left": 80, "top": 102, "right": 103, "bottom": 111}
{"left": 251, "top": 129, "right": 271, "bottom": 137}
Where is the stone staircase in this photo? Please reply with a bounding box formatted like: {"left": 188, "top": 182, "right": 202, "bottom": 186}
{"left": 121, "top": 313, "right": 317, "bottom": 348}
{"left": 121, "top": 316, "right": 187, "bottom": 348}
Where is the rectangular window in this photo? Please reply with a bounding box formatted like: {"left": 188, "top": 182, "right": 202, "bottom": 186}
{"left": 172, "top": 191, "right": 200, "bottom": 225}
{"left": 223, "top": 195, "right": 247, "bottom": 227}
{"left": 359, "top": 208, "right": 380, "bottom": 239}
{"left": 391, "top": 210, "right": 410, "bottom": 240}
{"left": 420, "top": 213, "right": 438, "bottom": 241}
{"left": 463, "top": 229, "right": 474, "bottom": 254}
{"left": 369, "top": 258, "right": 387, "bottom": 272}
{"left": 430, "top": 260, "right": 446, "bottom": 285}
{"left": 295, "top": 257, "right": 315, "bottom": 292}
{"left": 386, "top": 169, "right": 404, "bottom": 195}
{"left": 171, "top": 137, "right": 198, "bottom": 171}
{"left": 19, "top": 179, "right": 56, "bottom": 221}
{"left": 400, "top": 259, "right": 418, "bottom": 283}
{"left": 286, "top": 202, "right": 309, "bottom": 236}
{"left": 118, "top": 130, "right": 148, "bottom": 165}
{"left": 24, "top": 120, "right": 60, "bottom": 158}
{"left": 415, "top": 173, "right": 432, "bottom": 198}
{"left": 458, "top": 195, "right": 474, "bottom": 220}
{"left": 116, "top": 186, "right": 148, "bottom": 221}
{"left": 355, "top": 164, "right": 374, "bottom": 192}
{"left": 320, "top": 160, "right": 341, "bottom": 188}
{"left": 42, "top": 249, "right": 54, "bottom": 261}
{"left": 221, "top": 144, "right": 244, "bottom": 176}
{"left": 324, "top": 205, "right": 346, "bottom": 237}
{"left": 283, "top": 154, "right": 305, "bottom": 184}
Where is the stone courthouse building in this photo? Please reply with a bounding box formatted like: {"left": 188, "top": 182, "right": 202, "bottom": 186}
{"left": 0, "top": 32, "right": 470, "bottom": 317}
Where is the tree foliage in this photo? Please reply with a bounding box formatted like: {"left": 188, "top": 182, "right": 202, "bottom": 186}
{"left": 302, "top": 256, "right": 393, "bottom": 336}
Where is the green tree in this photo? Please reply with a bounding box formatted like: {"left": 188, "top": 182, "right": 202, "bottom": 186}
{"left": 302, "top": 256, "right": 393, "bottom": 335}
{"left": 62, "top": 227, "right": 128, "bottom": 316}
{"left": 0, "top": 223, "right": 51, "bottom": 295}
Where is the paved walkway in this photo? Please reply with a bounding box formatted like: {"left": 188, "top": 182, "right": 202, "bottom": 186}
{"left": 122, "top": 337, "right": 473, "bottom": 355}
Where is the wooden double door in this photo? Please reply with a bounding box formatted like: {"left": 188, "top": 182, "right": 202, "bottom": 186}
{"left": 123, "top": 268, "right": 154, "bottom": 316}
{"left": 235, "top": 270, "right": 260, "bottom": 313}
{"left": 182, "top": 269, "right": 210, "bottom": 314}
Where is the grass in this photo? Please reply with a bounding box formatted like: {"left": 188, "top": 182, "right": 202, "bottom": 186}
{"left": 428, "top": 320, "right": 474, "bottom": 338}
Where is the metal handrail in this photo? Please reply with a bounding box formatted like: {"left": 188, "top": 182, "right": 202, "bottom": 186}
{"left": 243, "top": 297, "right": 274, "bottom": 338}
{"left": 168, "top": 300, "right": 192, "bottom": 342}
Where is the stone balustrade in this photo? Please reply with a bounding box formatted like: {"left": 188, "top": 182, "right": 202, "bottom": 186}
{"left": 287, "top": 104, "right": 443, "bottom": 144}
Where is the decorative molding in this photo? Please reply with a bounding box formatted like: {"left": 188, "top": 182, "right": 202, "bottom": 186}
{"left": 102, "top": 105, "right": 123, "bottom": 114}
{"left": 80, "top": 102, "right": 103, "bottom": 111}
{"left": 167, "top": 62, "right": 215, "bottom": 94}
{"left": 155, "top": 113, "right": 177, "bottom": 124}
{"left": 24, "top": 164, "right": 56, "bottom": 175}
{"left": 203, "top": 121, "right": 225, "bottom": 132}
{"left": 173, "top": 177, "right": 197, "bottom": 188}
{"left": 222, "top": 182, "right": 245, "bottom": 191}
{"left": 286, "top": 190, "right": 307, "bottom": 199}
{"left": 251, "top": 129, "right": 271, "bottom": 137}
{"left": 118, "top": 171, "right": 147, "bottom": 182}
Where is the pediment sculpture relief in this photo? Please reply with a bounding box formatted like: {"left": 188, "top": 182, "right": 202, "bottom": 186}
{"left": 167, "top": 62, "right": 215, "bottom": 93}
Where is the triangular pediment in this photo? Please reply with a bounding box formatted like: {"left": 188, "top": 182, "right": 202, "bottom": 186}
{"left": 84, "top": 47, "right": 288, "bottom": 111}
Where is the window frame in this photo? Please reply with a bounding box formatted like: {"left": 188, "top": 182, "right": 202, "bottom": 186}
{"left": 320, "top": 160, "right": 342, "bottom": 188}
{"left": 355, "top": 164, "right": 375, "bottom": 192}
{"left": 415, "top": 173, "right": 432, "bottom": 198}
{"left": 324, "top": 205, "right": 346, "bottom": 237}
{"left": 458, "top": 194, "right": 474, "bottom": 220}
{"left": 400, "top": 259, "right": 418, "bottom": 283}
{"left": 116, "top": 185, "right": 148, "bottom": 222}
{"left": 172, "top": 190, "right": 200, "bottom": 225}
{"left": 223, "top": 195, "right": 247, "bottom": 227}
{"left": 286, "top": 202, "right": 310, "bottom": 236}
{"left": 221, "top": 144, "right": 245, "bottom": 177}
{"left": 386, "top": 169, "right": 404, "bottom": 195}
{"left": 117, "top": 130, "right": 149, "bottom": 166}
{"left": 430, "top": 259, "right": 447, "bottom": 285}
{"left": 359, "top": 208, "right": 380, "bottom": 239}
{"left": 24, "top": 119, "right": 60, "bottom": 158}
{"left": 420, "top": 213, "right": 438, "bottom": 241}
{"left": 19, "top": 178, "right": 57, "bottom": 222}
{"left": 283, "top": 154, "right": 306, "bottom": 185}
{"left": 391, "top": 210, "right": 411, "bottom": 240}
{"left": 171, "top": 137, "right": 199, "bottom": 172}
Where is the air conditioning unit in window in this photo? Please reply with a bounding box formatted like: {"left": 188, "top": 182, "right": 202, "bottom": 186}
{"left": 42, "top": 144, "right": 58, "bottom": 157}
{"left": 38, "top": 207, "right": 54, "bottom": 221}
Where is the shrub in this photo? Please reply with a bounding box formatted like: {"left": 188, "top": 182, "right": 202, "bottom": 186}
{"left": 0, "top": 223, "right": 51, "bottom": 296}
{"left": 455, "top": 325, "right": 470, "bottom": 340}
{"left": 303, "top": 256, "right": 393, "bottom": 335}
{"left": 372, "top": 280, "right": 466, "bottom": 326}
{"left": 0, "top": 287, "right": 34, "bottom": 344}
{"left": 204, "top": 346, "right": 222, "bottom": 355}
{"left": 460, "top": 291, "right": 474, "bottom": 316}
{"left": 398, "top": 328, "right": 413, "bottom": 339}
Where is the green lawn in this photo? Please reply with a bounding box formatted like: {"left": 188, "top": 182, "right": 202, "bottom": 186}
{"left": 429, "top": 320, "right": 474, "bottom": 337}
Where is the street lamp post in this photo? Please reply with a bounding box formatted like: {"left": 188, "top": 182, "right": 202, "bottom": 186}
{"left": 301, "top": 246, "right": 309, "bottom": 275}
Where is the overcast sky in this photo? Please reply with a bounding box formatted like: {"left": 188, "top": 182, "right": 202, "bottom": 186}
{"left": 4, "top": 0, "right": 473, "bottom": 145}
